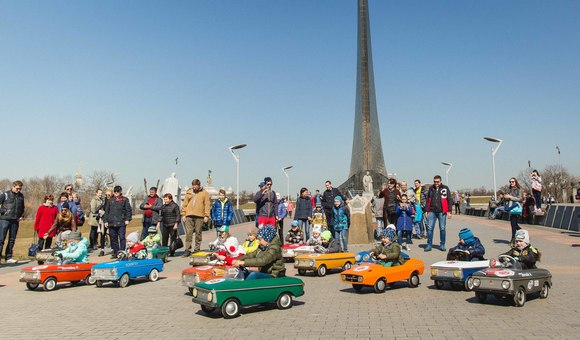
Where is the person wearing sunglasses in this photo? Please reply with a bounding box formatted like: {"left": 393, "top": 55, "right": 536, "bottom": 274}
{"left": 425, "top": 175, "right": 453, "bottom": 252}
{"left": 504, "top": 177, "right": 523, "bottom": 245}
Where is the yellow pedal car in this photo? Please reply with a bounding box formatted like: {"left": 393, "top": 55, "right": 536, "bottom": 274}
{"left": 294, "top": 252, "right": 356, "bottom": 277}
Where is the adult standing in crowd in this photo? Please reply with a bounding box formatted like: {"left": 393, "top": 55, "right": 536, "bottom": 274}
{"left": 254, "top": 177, "right": 279, "bottom": 226}
{"left": 104, "top": 185, "right": 132, "bottom": 258}
{"left": 425, "top": 175, "right": 453, "bottom": 252}
{"left": 321, "top": 180, "right": 347, "bottom": 235}
{"left": 139, "top": 187, "right": 162, "bottom": 240}
{"left": 276, "top": 196, "right": 287, "bottom": 244}
{"left": 295, "top": 188, "right": 313, "bottom": 241}
{"left": 96, "top": 190, "right": 112, "bottom": 256}
{"left": 157, "top": 193, "right": 181, "bottom": 255}
{"left": 453, "top": 191, "right": 461, "bottom": 214}
{"left": 379, "top": 178, "right": 401, "bottom": 226}
{"left": 0, "top": 180, "right": 25, "bottom": 264}
{"left": 372, "top": 194, "right": 385, "bottom": 238}
{"left": 413, "top": 179, "right": 427, "bottom": 239}
{"left": 505, "top": 177, "right": 523, "bottom": 245}
{"left": 181, "top": 179, "right": 211, "bottom": 257}
{"left": 34, "top": 194, "right": 58, "bottom": 251}
{"left": 87, "top": 189, "right": 103, "bottom": 250}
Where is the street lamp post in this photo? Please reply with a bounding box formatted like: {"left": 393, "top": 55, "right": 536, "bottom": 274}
{"left": 484, "top": 137, "right": 503, "bottom": 201}
{"left": 228, "top": 144, "right": 247, "bottom": 210}
{"left": 282, "top": 166, "right": 293, "bottom": 202}
{"left": 441, "top": 162, "right": 453, "bottom": 188}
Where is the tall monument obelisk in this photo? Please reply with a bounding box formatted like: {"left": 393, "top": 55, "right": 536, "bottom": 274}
{"left": 340, "top": 0, "right": 388, "bottom": 193}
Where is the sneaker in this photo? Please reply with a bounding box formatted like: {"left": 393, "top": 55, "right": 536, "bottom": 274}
{"left": 98, "top": 250, "right": 105, "bottom": 257}
{"left": 440, "top": 245, "right": 446, "bottom": 251}
{"left": 181, "top": 250, "right": 192, "bottom": 258}
{"left": 6, "top": 258, "right": 17, "bottom": 264}
{"left": 406, "top": 245, "right": 411, "bottom": 251}
{"left": 424, "top": 245, "right": 432, "bottom": 252}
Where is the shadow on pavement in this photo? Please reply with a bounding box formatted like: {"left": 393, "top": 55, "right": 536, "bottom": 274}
{"left": 572, "top": 244, "right": 580, "bottom": 247}
{"left": 493, "top": 239, "right": 510, "bottom": 244}
{"left": 193, "top": 300, "right": 306, "bottom": 318}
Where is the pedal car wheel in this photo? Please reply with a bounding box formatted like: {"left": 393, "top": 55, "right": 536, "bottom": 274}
{"left": 374, "top": 278, "right": 387, "bottom": 293}
{"left": 43, "top": 277, "right": 57, "bottom": 291}
{"left": 514, "top": 287, "right": 526, "bottom": 307}
{"left": 317, "top": 265, "right": 327, "bottom": 277}
{"left": 297, "top": 269, "right": 307, "bottom": 276}
{"left": 201, "top": 305, "right": 216, "bottom": 314}
{"left": 475, "top": 292, "right": 487, "bottom": 303}
{"left": 408, "top": 272, "right": 420, "bottom": 288}
{"left": 276, "top": 292, "right": 293, "bottom": 310}
{"left": 118, "top": 273, "right": 130, "bottom": 288}
{"left": 343, "top": 262, "right": 352, "bottom": 271}
{"left": 26, "top": 282, "right": 39, "bottom": 290}
{"left": 221, "top": 298, "right": 241, "bottom": 319}
{"left": 465, "top": 276, "right": 474, "bottom": 291}
{"left": 540, "top": 282, "right": 550, "bottom": 299}
{"left": 86, "top": 275, "right": 97, "bottom": 285}
{"left": 96, "top": 280, "right": 104, "bottom": 287}
{"left": 434, "top": 280, "right": 444, "bottom": 290}
{"left": 352, "top": 284, "right": 363, "bottom": 292}
{"left": 149, "top": 268, "right": 160, "bottom": 282}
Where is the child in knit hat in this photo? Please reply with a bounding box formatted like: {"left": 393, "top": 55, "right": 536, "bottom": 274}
{"left": 124, "top": 231, "right": 146, "bottom": 259}
{"left": 370, "top": 225, "right": 403, "bottom": 268}
{"left": 142, "top": 226, "right": 161, "bottom": 249}
{"left": 310, "top": 204, "right": 327, "bottom": 230}
{"left": 307, "top": 225, "right": 323, "bottom": 246}
{"left": 233, "top": 225, "right": 285, "bottom": 279}
{"left": 286, "top": 220, "right": 305, "bottom": 244}
{"left": 315, "top": 230, "right": 340, "bottom": 253}
{"left": 242, "top": 229, "right": 259, "bottom": 254}
{"left": 55, "top": 230, "right": 89, "bottom": 264}
{"left": 500, "top": 229, "right": 541, "bottom": 269}
{"left": 447, "top": 228, "right": 486, "bottom": 261}
{"left": 332, "top": 196, "right": 350, "bottom": 252}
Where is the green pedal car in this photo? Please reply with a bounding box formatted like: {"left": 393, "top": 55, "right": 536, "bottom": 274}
{"left": 191, "top": 268, "right": 305, "bottom": 319}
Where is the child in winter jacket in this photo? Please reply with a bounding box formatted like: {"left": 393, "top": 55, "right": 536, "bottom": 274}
{"left": 310, "top": 204, "right": 327, "bottom": 230}
{"left": 501, "top": 229, "right": 541, "bottom": 269}
{"left": 142, "top": 226, "right": 161, "bottom": 249}
{"left": 209, "top": 225, "right": 232, "bottom": 251}
{"left": 242, "top": 230, "right": 259, "bottom": 254}
{"left": 315, "top": 230, "right": 340, "bottom": 253}
{"left": 370, "top": 226, "right": 403, "bottom": 268}
{"left": 332, "top": 196, "right": 350, "bottom": 252}
{"left": 125, "top": 231, "right": 146, "bottom": 259}
{"left": 307, "top": 225, "right": 323, "bottom": 246}
{"left": 214, "top": 237, "right": 245, "bottom": 265}
{"left": 447, "top": 228, "right": 486, "bottom": 261}
{"left": 395, "top": 194, "right": 415, "bottom": 251}
{"left": 55, "top": 230, "right": 88, "bottom": 264}
{"left": 286, "top": 220, "right": 305, "bottom": 244}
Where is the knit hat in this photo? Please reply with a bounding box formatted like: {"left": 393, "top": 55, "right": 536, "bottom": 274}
{"left": 61, "top": 201, "right": 70, "bottom": 210}
{"left": 515, "top": 229, "right": 530, "bottom": 244}
{"left": 217, "top": 225, "right": 229, "bottom": 233}
{"left": 257, "top": 225, "right": 277, "bottom": 243}
{"left": 68, "top": 230, "right": 82, "bottom": 241}
{"left": 315, "top": 203, "right": 322, "bottom": 208}
{"left": 291, "top": 220, "right": 299, "bottom": 227}
{"left": 321, "top": 230, "right": 332, "bottom": 241}
{"left": 148, "top": 226, "right": 157, "bottom": 234}
{"left": 312, "top": 225, "right": 322, "bottom": 234}
{"left": 334, "top": 196, "right": 343, "bottom": 203}
{"left": 224, "top": 237, "right": 245, "bottom": 257}
{"left": 458, "top": 228, "right": 475, "bottom": 245}
{"left": 60, "top": 230, "right": 72, "bottom": 240}
{"left": 384, "top": 224, "right": 397, "bottom": 241}
{"left": 127, "top": 231, "right": 139, "bottom": 244}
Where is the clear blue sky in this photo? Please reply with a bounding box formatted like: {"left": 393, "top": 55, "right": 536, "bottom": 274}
{"left": 1, "top": 0, "right": 578, "bottom": 196}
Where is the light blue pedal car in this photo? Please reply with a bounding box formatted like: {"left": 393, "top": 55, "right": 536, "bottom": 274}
{"left": 91, "top": 258, "right": 164, "bottom": 288}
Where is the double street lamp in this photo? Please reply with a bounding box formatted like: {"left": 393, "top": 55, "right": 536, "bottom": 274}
{"left": 484, "top": 137, "right": 503, "bottom": 201}
{"left": 228, "top": 144, "right": 247, "bottom": 210}
{"left": 441, "top": 162, "right": 452, "bottom": 188}
{"left": 282, "top": 166, "right": 293, "bottom": 201}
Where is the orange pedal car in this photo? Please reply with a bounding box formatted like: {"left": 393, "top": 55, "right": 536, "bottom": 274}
{"left": 20, "top": 263, "right": 97, "bottom": 291}
{"left": 340, "top": 258, "right": 425, "bottom": 293}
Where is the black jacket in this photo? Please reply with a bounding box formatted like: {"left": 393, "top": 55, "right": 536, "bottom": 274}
{"left": 0, "top": 190, "right": 25, "bottom": 220}
{"left": 294, "top": 196, "right": 312, "bottom": 220}
{"left": 159, "top": 201, "right": 181, "bottom": 226}
{"left": 321, "top": 187, "right": 345, "bottom": 211}
{"left": 104, "top": 196, "right": 132, "bottom": 227}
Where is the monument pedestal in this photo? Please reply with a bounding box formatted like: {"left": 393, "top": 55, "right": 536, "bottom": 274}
{"left": 348, "top": 195, "right": 374, "bottom": 245}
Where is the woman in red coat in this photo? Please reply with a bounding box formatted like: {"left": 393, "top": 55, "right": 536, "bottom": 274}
{"left": 34, "top": 194, "right": 59, "bottom": 250}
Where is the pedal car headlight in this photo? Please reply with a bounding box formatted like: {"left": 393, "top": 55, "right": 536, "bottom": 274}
{"left": 192, "top": 288, "right": 198, "bottom": 298}
{"left": 355, "top": 255, "right": 361, "bottom": 262}
{"left": 431, "top": 268, "right": 438, "bottom": 276}
{"left": 341, "top": 274, "right": 346, "bottom": 280}
{"left": 110, "top": 268, "right": 117, "bottom": 276}
{"left": 19, "top": 272, "right": 25, "bottom": 279}
{"left": 363, "top": 254, "right": 370, "bottom": 261}
{"left": 207, "top": 291, "right": 215, "bottom": 302}
{"left": 358, "top": 276, "right": 363, "bottom": 282}
{"left": 473, "top": 278, "right": 481, "bottom": 287}
{"left": 453, "top": 270, "right": 462, "bottom": 278}
{"left": 502, "top": 280, "right": 511, "bottom": 290}
{"left": 309, "top": 260, "right": 315, "bottom": 267}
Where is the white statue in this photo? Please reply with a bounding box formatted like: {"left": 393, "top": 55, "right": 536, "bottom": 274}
{"left": 363, "top": 171, "right": 373, "bottom": 193}
{"left": 162, "top": 172, "right": 180, "bottom": 204}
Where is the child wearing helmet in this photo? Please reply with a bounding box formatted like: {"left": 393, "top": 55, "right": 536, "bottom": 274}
{"left": 307, "top": 225, "right": 323, "bottom": 246}
{"left": 233, "top": 225, "right": 285, "bottom": 279}
{"left": 242, "top": 229, "right": 260, "bottom": 254}
{"left": 209, "top": 225, "right": 234, "bottom": 251}
{"left": 286, "top": 220, "right": 305, "bottom": 244}
{"left": 369, "top": 225, "right": 403, "bottom": 268}
{"left": 315, "top": 230, "right": 340, "bottom": 253}
{"left": 501, "top": 229, "right": 541, "bottom": 269}
{"left": 447, "top": 228, "right": 485, "bottom": 261}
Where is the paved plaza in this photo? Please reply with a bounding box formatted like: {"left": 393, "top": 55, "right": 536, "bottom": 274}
{"left": 1, "top": 214, "right": 579, "bottom": 340}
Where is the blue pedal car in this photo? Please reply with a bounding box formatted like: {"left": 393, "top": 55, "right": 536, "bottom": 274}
{"left": 91, "top": 258, "right": 164, "bottom": 288}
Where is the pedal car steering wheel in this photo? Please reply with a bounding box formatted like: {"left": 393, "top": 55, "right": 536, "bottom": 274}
{"left": 498, "top": 254, "right": 517, "bottom": 267}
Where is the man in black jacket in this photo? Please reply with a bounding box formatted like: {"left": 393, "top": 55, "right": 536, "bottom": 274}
{"left": 0, "top": 180, "right": 25, "bottom": 263}
{"left": 104, "top": 186, "right": 132, "bottom": 258}
{"left": 320, "top": 180, "right": 347, "bottom": 235}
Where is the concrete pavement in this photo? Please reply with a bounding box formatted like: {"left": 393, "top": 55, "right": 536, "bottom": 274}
{"left": 0, "top": 214, "right": 579, "bottom": 339}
